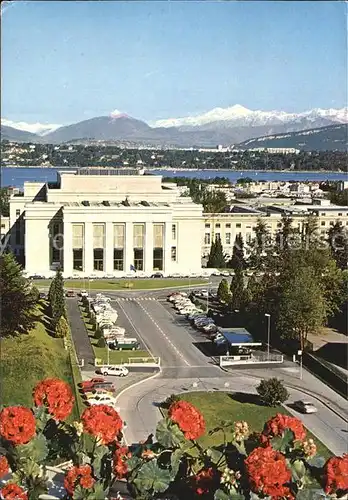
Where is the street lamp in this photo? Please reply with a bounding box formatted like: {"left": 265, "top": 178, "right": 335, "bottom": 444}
{"left": 265, "top": 313, "right": 271, "bottom": 360}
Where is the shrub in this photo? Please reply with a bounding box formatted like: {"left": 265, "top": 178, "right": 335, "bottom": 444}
{"left": 55, "top": 316, "right": 70, "bottom": 338}
{"left": 256, "top": 377, "right": 289, "bottom": 407}
{"left": 97, "top": 337, "right": 106, "bottom": 348}
{"left": 31, "top": 286, "right": 40, "bottom": 303}
{"left": 94, "top": 327, "right": 102, "bottom": 340}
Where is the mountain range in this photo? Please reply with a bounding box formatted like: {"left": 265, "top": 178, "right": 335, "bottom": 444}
{"left": 1, "top": 105, "right": 347, "bottom": 149}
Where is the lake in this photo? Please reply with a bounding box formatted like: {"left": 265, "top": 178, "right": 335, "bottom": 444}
{"left": 1, "top": 167, "right": 347, "bottom": 188}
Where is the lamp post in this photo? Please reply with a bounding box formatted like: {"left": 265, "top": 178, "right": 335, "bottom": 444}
{"left": 265, "top": 313, "right": 271, "bottom": 360}
{"left": 206, "top": 281, "right": 210, "bottom": 312}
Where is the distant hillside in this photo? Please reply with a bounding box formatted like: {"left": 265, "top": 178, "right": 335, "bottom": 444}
{"left": 1, "top": 125, "right": 39, "bottom": 143}
{"left": 236, "top": 124, "right": 348, "bottom": 152}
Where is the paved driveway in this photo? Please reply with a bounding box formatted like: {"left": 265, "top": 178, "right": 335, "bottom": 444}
{"left": 66, "top": 298, "right": 95, "bottom": 370}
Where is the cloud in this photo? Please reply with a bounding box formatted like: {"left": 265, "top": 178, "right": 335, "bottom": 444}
{"left": 1, "top": 118, "right": 62, "bottom": 136}
{"left": 144, "top": 70, "right": 161, "bottom": 79}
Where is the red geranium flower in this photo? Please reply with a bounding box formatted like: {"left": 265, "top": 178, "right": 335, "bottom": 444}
{"left": 245, "top": 446, "right": 293, "bottom": 499}
{"left": 0, "top": 407, "right": 36, "bottom": 445}
{"left": 324, "top": 454, "right": 348, "bottom": 494}
{"left": 33, "top": 378, "right": 75, "bottom": 421}
{"left": 81, "top": 405, "right": 123, "bottom": 444}
{"left": 193, "top": 468, "right": 216, "bottom": 495}
{"left": 168, "top": 400, "right": 205, "bottom": 440}
{"left": 0, "top": 483, "right": 28, "bottom": 500}
{"left": 113, "top": 444, "right": 131, "bottom": 479}
{"left": 262, "top": 413, "right": 306, "bottom": 443}
{"left": 0, "top": 456, "right": 9, "bottom": 478}
{"left": 64, "top": 464, "right": 95, "bottom": 496}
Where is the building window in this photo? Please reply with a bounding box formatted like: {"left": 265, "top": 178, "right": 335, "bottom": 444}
{"left": 225, "top": 233, "right": 231, "bottom": 245}
{"left": 226, "top": 223, "right": 231, "bottom": 228}
{"left": 133, "top": 224, "right": 144, "bottom": 248}
{"left": 321, "top": 221, "right": 325, "bottom": 226}
{"left": 172, "top": 224, "right": 176, "bottom": 240}
{"left": 215, "top": 223, "right": 221, "bottom": 228}
{"left": 73, "top": 249, "right": 83, "bottom": 271}
{"left": 72, "top": 224, "right": 84, "bottom": 271}
{"left": 236, "top": 223, "right": 241, "bottom": 228}
{"left": 153, "top": 248, "right": 163, "bottom": 270}
{"left": 205, "top": 223, "right": 210, "bottom": 228}
{"left": 338, "top": 213, "right": 342, "bottom": 216}
{"left": 171, "top": 246, "right": 177, "bottom": 262}
{"left": 153, "top": 224, "right": 164, "bottom": 270}
{"left": 321, "top": 213, "right": 326, "bottom": 216}
{"left": 1, "top": 224, "right": 5, "bottom": 229}
{"left": 134, "top": 248, "right": 144, "bottom": 270}
{"left": 113, "top": 224, "right": 124, "bottom": 271}
{"left": 93, "top": 224, "right": 105, "bottom": 271}
{"left": 329, "top": 221, "right": 334, "bottom": 226}
{"left": 16, "top": 209, "right": 20, "bottom": 217}
{"left": 204, "top": 233, "right": 211, "bottom": 245}
{"left": 246, "top": 232, "right": 252, "bottom": 243}
{"left": 215, "top": 232, "right": 221, "bottom": 240}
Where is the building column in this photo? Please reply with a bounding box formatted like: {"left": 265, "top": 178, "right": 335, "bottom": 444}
{"left": 164, "top": 222, "right": 172, "bottom": 275}
{"left": 124, "top": 222, "right": 133, "bottom": 273}
{"left": 63, "top": 221, "right": 73, "bottom": 278}
{"left": 84, "top": 222, "right": 93, "bottom": 275}
{"left": 144, "top": 222, "right": 153, "bottom": 273}
{"left": 105, "top": 222, "right": 114, "bottom": 274}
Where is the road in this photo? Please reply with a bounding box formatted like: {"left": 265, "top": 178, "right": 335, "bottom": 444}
{"left": 111, "top": 293, "right": 348, "bottom": 456}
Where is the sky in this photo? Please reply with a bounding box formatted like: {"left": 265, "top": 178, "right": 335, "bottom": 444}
{"left": 2, "top": 1, "right": 347, "bottom": 128}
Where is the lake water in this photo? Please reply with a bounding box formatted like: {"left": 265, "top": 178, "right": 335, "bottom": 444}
{"left": 1, "top": 167, "right": 347, "bottom": 188}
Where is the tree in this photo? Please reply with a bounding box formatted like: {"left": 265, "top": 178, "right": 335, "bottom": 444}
{"left": 247, "top": 218, "right": 272, "bottom": 271}
{"left": 229, "top": 268, "right": 249, "bottom": 311}
{"left": 277, "top": 265, "right": 327, "bottom": 351}
{"left": 0, "top": 188, "right": 10, "bottom": 217}
{"left": 207, "top": 235, "right": 226, "bottom": 269}
{"left": 51, "top": 269, "right": 66, "bottom": 324}
{"left": 256, "top": 378, "right": 289, "bottom": 407}
{"left": 302, "top": 214, "right": 319, "bottom": 248}
{"left": 229, "top": 233, "right": 246, "bottom": 270}
{"left": 217, "top": 278, "right": 231, "bottom": 304}
{"left": 275, "top": 215, "right": 300, "bottom": 256}
{"left": 0, "top": 252, "right": 37, "bottom": 337}
{"left": 327, "top": 221, "right": 348, "bottom": 270}
{"left": 55, "top": 316, "right": 69, "bottom": 338}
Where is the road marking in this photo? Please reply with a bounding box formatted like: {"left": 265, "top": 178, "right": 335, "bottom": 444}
{"left": 136, "top": 301, "right": 190, "bottom": 367}
{"left": 116, "top": 299, "right": 156, "bottom": 359}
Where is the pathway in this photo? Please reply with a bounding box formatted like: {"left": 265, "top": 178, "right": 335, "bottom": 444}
{"left": 66, "top": 298, "right": 95, "bottom": 370}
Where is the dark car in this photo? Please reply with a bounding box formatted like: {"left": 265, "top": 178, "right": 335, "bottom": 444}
{"left": 151, "top": 272, "right": 164, "bottom": 278}
{"left": 39, "top": 292, "right": 47, "bottom": 299}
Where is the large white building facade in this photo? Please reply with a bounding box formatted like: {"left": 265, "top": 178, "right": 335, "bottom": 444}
{"left": 8, "top": 168, "right": 203, "bottom": 277}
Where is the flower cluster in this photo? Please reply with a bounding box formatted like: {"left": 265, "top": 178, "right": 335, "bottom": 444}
{"left": 220, "top": 467, "right": 241, "bottom": 492}
{"left": 0, "top": 456, "right": 9, "bottom": 478}
{"left": 33, "top": 378, "right": 75, "bottom": 421}
{"left": 0, "top": 483, "right": 28, "bottom": 500}
{"left": 168, "top": 400, "right": 205, "bottom": 440}
{"left": 245, "top": 446, "right": 293, "bottom": 499}
{"left": 262, "top": 413, "right": 306, "bottom": 443}
{"left": 194, "top": 467, "right": 216, "bottom": 495}
{"left": 301, "top": 438, "right": 317, "bottom": 458}
{"left": 113, "top": 444, "right": 132, "bottom": 479}
{"left": 81, "top": 405, "right": 123, "bottom": 444}
{"left": 64, "top": 464, "right": 95, "bottom": 496}
{"left": 324, "top": 454, "right": 348, "bottom": 495}
{"left": 233, "top": 421, "right": 249, "bottom": 441}
{"left": 0, "top": 407, "right": 36, "bottom": 445}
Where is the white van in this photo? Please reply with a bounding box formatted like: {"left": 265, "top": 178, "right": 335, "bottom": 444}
{"left": 97, "top": 365, "right": 129, "bottom": 377}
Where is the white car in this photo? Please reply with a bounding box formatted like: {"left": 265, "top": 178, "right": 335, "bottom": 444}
{"left": 80, "top": 290, "right": 88, "bottom": 297}
{"left": 86, "top": 394, "right": 116, "bottom": 406}
{"left": 97, "top": 365, "right": 129, "bottom": 377}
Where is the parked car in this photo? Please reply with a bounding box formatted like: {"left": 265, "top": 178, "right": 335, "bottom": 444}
{"left": 79, "top": 290, "right": 89, "bottom": 297}
{"left": 109, "top": 338, "right": 140, "bottom": 351}
{"left": 79, "top": 377, "right": 105, "bottom": 389}
{"left": 84, "top": 388, "right": 114, "bottom": 398}
{"left": 293, "top": 400, "right": 318, "bottom": 414}
{"left": 96, "top": 365, "right": 129, "bottom": 377}
{"left": 151, "top": 272, "right": 164, "bottom": 278}
{"left": 65, "top": 290, "right": 76, "bottom": 297}
{"left": 86, "top": 394, "right": 116, "bottom": 406}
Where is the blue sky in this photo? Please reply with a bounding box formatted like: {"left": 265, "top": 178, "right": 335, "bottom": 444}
{"left": 2, "top": 1, "right": 347, "bottom": 126}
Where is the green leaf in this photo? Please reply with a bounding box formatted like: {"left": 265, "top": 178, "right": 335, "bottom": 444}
{"left": 295, "top": 489, "right": 329, "bottom": 499}
{"left": 270, "top": 428, "right": 295, "bottom": 452}
{"left": 214, "top": 490, "right": 245, "bottom": 500}
{"left": 289, "top": 459, "right": 306, "bottom": 482}
{"left": 170, "top": 448, "right": 183, "bottom": 478}
{"left": 306, "top": 455, "right": 326, "bottom": 469}
{"left": 33, "top": 405, "right": 50, "bottom": 431}
{"left": 134, "top": 460, "right": 172, "bottom": 494}
{"left": 72, "top": 485, "right": 86, "bottom": 500}
{"left": 206, "top": 447, "right": 224, "bottom": 465}
{"left": 91, "top": 482, "right": 107, "bottom": 499}
{"left": 17, "top": 434, "right": 48, "bottom": 463}
{"left": 92, "top": 444, "right": 109, "bottom": 477}
{"left": 156, "top": 418, "right": 185, "bottom": 448}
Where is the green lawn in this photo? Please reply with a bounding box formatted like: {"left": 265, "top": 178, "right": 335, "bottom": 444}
{"left": 1, "top": 302, "right": 82, "bottom": 421}
{"left": 176, "top": 392, "right": 331, "bottom": 459}
{"left": 33, "top": 278, "right": 207, "bottom": 290}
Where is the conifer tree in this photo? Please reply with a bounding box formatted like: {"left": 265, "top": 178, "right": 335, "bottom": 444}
{"left": 0, "top": 252, "right": 37, "bottom": 337}
{"left": 55, "top": 315, "right": 69, "bottom": 338}
{"left": 217, "top": 278, "right": 231, "bottom": 303}
{"left": 230, "top": 267, "right": 249, "bottom": 311}
{"left": 207, "top": 235, "right": 226, "bottom": 268}
{"left": 229, "top": 233, "right": 246, "bottom": 270}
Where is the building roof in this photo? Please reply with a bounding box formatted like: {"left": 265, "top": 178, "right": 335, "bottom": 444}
{"left": 218, "top": 327, "right": 260, "bottom": 345}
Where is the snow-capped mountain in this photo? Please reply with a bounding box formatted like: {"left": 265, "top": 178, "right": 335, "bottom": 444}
{"left": 1, "top": 118, "right": 61, "bottom": 136}
{"left": 153, "top": 104, "right": 348, "bottom": 129}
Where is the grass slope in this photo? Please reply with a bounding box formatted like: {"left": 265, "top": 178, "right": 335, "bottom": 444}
{"left": 1, "top": 303, "right": 82, "bottom": 420}
{"left": 33, "top": 279, "right": 207, "bottom": 290}
{"left": 178, "top": 392, "right": 331, "bottom": 459}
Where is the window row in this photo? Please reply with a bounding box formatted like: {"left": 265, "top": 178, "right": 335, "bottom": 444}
{"left": 204, "top": 232, "right": 252, "bottom": 245}
{"left": 71, "top": 245, "right": 178, "bottom": 272}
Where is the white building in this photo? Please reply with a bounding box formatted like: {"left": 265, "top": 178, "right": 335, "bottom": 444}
{"left": 8, "top": 168, "right": 203, "bottom": 277}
